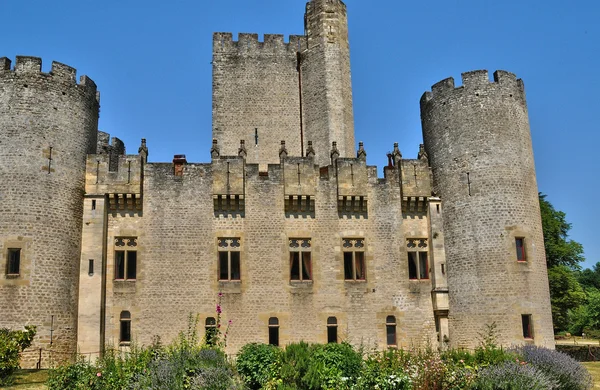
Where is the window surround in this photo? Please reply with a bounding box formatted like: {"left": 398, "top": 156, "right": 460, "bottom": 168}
{"left": 205, "top": 317, "right": 217, "bottom": 345}
{"left": 6, "top": 248, "right": 21, "bottom": 276}
{"left": 119, "top": 311, "right": 132, "bottom": 345}
{"left": 342, "top": 238, "right": 366, "bottom": 281}
{"left": 289, "top": 238, "right": 312, "bottom": 282}
{"left": 217, "top": 237, "right": 241, "bottom": 281}
{"left": 327, "top": 316, "right": 338, "bottom": 343}
{"left": 114, "top": 237, "right": 137, "bottom": 281}
{"left": 516, "top": 237, "right": 527, "bottom": 262}
{"left": 268, "top": 317, "right": 280, "bottom": 346}
{"left": 386, "top": 315, "right": 397, "bottom": 347}
{"left": 407, "top": 238, "right": 429, "bottom": 280}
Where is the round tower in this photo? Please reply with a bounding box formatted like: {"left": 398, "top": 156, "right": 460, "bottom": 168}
{"left": 420, "top": 70, "right": 554, "bottom": 348}
{"left": 0, "top": 56, "right": 99, "bottom": 365}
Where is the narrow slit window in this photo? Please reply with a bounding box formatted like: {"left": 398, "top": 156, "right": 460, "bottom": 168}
{"left": 522, "top": 314, "right": 533, "bottom": 339}
{"left": 516, "top": 238, "right": 526, "bottom": 262}
{"left": 91, "top": 200, "right": 96, "bottom": 210}
{"left": 88, "top": 259, "right": 94, "bottom": 276}
{"left": 205, "top": 317, "right": 217, "bottom": 345}
{"left": 327, "top": 316, "right": 338, "bottom": 343}
{"left": 386, "top": 315, "right": 397, "bottom": 347}
{"left": 120, "top": 311, "right": 131, "bottom": 344}
{"left": 6, "top": 248, "right": 21, "bottom": 276}
{"left": 268, "top": 317, "right": 279, "bottom": 346}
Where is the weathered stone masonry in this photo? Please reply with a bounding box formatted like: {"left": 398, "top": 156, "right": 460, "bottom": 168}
{"left": 0, "top": 0, "right": 554, "bottom": 366}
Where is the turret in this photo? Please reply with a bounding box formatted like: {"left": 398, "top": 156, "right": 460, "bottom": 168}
{"left": 0, "top": 56, "right": 99, "bottom": 366}
{"left": 420, "top": 70, "right": 554, "bottom": 349}
{"left": 301, "top": 0, "right": 355, "bottom": 167}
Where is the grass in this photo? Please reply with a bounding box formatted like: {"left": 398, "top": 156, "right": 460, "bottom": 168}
{"left": 583, "top": 362, "right": 600, "bottom": 389}
{"left": 0, "top": 370, "right": 48, "bottom": 390}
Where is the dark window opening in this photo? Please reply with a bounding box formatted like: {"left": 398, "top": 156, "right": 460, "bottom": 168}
{"left": 120, "top": 311, "right": 131, "bottom": 344}
{"left": 7, "top": 248, "right": 21, "bottom": 275}
{"left": 327, "top": 316, "right": 338, "bottom": 343}
{"left": 218, "top": 240, "right": 241, "bottom": 281}
{"left": 268, "top": 317, "right": 279, "bottom": 346}
{"left": 386, "top": 315, "right": 397, "bottom": 347}
{"left": 522, "top": 314, "right": 533, "bottom": 339}
{"left": 343, "top": 239, "right": 365, "bottom": 281}
{"left": 290, "top": 239, "right": 312, "bottom": 281}
{"left": 88, "top": 259, "right": 94, "bottom": 276}
{"left": 516, "top": 238, "right": 526, "bottom": 261}
{"left": 408, "top": 242, "right": 429, "bottom": 280}
{"left": 115, "top": 250, "right": 137, "bottom": 280}
{"left": 91, "top": 200, "right": 96, "bottom": 210}
{"left": 205, "top": 317, "right": 217, "bottom": 345}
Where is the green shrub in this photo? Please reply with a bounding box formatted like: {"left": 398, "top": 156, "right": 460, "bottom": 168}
{"left": 278, "top": 341, "right": 312, "bottom": 389}
{"left": 236, "top": 343, "right": 281, "bottom": 389}
{"left": 354, "top": 349, "right": 411, "bottom": 390}
{"left": 0, "top": 325, "right": 36, "bottom": 386}
{"left": 47, "top": 357, "right": 98, "bottom": 390}
{"left": 303, "top": 342, "right": 363, "bottom": 389}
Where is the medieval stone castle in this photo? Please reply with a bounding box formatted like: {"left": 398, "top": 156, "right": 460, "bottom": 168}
{"left": 0, "top": 0, "right": 554, "bottom": 365}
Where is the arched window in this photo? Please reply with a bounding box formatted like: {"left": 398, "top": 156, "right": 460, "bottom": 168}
{"left": 120, "top": 311, "right": 131, "bottom": 344}
{"left": 386, "top": 315, "right": 397, "bottom": 347}
{"left": 327, "top": 316, "right": 338, "bottom": 343}
{"left": 268, "top": 317, "right": 279, "bottom": 346}
{"left": 205, "top": 317, "right": 217, "bottom": 345}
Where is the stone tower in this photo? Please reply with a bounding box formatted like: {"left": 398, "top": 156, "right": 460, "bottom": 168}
{"left": 420, "top": 70, "right": 554, "bottom": 348}
{"left": 301, "top": 0, "right": 355, "bottom": 166}
{"left": 0, "top": 57, "right": 99, "bottom": 363}
{"left": 212, "top": 0, "right": 355, "bottom": 167}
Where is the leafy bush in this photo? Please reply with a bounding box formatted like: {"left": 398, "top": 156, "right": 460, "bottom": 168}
{"left": 303, "top": 342, "right": 363, "bottom": 389}
{"left": 515, "top": 344, "right": 593, "bottom": 390}
{"left": 354, "top": 349, "right": 411, "bottom": 390}
{"left": 472, "top": 361, "right": 559, "bottom": 390}
{"left": 278, "top": 341, "right": 312, "bottom": 389}
{"left": 236, "top": 343, "right": 281, "bottom": 389}
{"left": 47, "top": 357, "right": 98, "bottom": 390}
{"left": 0, "top": 325, "right": 36, "bottom": 386}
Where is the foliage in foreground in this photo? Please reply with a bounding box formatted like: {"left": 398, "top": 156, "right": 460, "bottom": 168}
{"left": 0, "top": 325, "right": 36, "bottom": 386}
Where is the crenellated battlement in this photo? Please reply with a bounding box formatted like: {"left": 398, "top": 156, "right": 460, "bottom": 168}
{"left": 213, "top": 32, "right": 306, "bottom": 54}
{"left": 85, "top": 153, "right": 143, "bottom": 196}
{"left": 0, "top": 56, "right": 99, "bottom": 102}
{"left": 420, "top": 70, "right": 525, "bottom": 105}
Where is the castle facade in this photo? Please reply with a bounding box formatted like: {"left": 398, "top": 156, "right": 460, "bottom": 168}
{"left": 0, "top": 0, "right": 554, "bottom": 366}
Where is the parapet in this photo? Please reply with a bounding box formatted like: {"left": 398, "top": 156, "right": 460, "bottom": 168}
{"left": 0, "top": 56, "right": 99, "bottom": 102}
{"left": 213, "top": 33, "right": 306, "bottom": 54}
{"left": 420, "top": 70, "right": 525, "bottom": 105}
{"left": 85, "top": 153, "right": 143, "bottom": 196}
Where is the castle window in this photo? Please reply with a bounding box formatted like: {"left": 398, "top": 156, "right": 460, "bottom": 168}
{"left": 268, "top": 317, "right": 279, "bottom": 346}
{"left": 343, "top": 239, "right": 365, "bottom": 281}
{"left": 218, "top": 238, "right": 241, "bottom": 281}
{"left": 120, "top": 311, "right": 131, "bottom": 344}
{"left": 407, "top": 239, "right": 429, "bottom": 280}
{"left": 6, "top": 248, "right": 21, "bottom": 276}
{"left": 205, "top": 317, "right": 217, "bottom": 345}
{"left": 289, "top": 238, "right": 312, "bottom": 281}
{"left": 522, "top": 314, "right": 533, "bottom": 339}
{"left": 386, "top": 315, "right": 397, "bottom": 347}
{"left": 114, "top": 237, "right": 138, "bottom": 281}
{"left": 88, "top": 259, "right": 94, "bottom": 276}
{"left": 516, "top": 238, "right": 526, "bottom": 262}
{"left": 91, "top": 200, "right": 96, "bottom": 210}
{"left": 327, "top": 317, "right": 338, "bottom": 343}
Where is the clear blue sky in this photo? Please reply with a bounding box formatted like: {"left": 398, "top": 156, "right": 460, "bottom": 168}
{"left": 3, "top": 0, "right": 599, "bottom": 269}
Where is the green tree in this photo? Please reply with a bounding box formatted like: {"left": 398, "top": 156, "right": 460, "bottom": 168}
{"left": 577, "top": 262, "right": 600, "bottom": 291}
{"left": 539, "top": 193, "right": 584, "bottom": 269}
{"left": 0, "top": 325, "right": 36, "bottom": 386}
{"left": 547, "top": 266, "right": 586, "bottom": 332}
